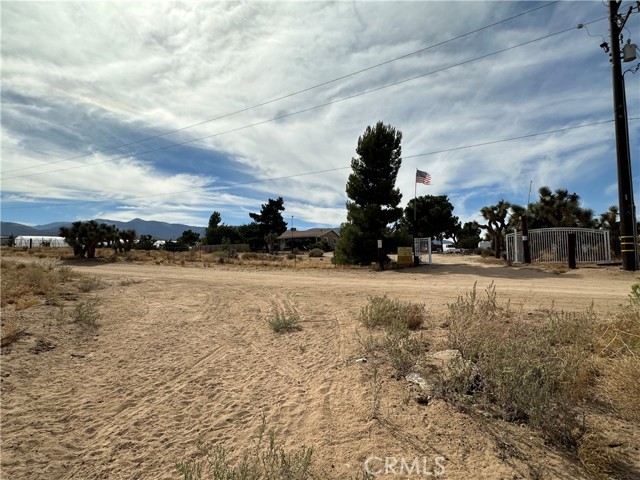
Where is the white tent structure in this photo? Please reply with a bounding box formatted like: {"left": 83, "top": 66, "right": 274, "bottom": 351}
{"left": 15, "top": 236, "right": 69, "bottom": 248}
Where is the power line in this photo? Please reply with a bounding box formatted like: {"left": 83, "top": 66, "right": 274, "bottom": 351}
{"left": 4, "top": 17, "right": 606, "bottom": 181}
{"left": 4, "top": 117, "right": 636, "bottom": 211}
{"left": 3, "top": 1, "right": 560, "bottom": 175}
{"left": 404, "top": 119, "right": 622, "bottom": 158}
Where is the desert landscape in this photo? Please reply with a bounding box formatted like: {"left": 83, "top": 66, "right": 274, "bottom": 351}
{"left": 1, "top": 252, "right": 639, "bottom": 479}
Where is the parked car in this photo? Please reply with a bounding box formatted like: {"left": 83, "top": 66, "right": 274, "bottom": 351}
{"left": 443, "top": 244, "right": 461, "bottom": 254}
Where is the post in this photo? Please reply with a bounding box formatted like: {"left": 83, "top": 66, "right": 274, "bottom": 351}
{"left": 291, "top": 215, "right": 296, "bottom": 267}
{"left": 521, "top": 213, "right": 531, "bottom": 264}
{"left": 377, "top": 239, "right": 383, "bottom": 271}
{"left": 568, "top": 233, "right": 577, "bottom": 269}
{"left": 513, "top": 228, "right": 518, "bottom": 263}
{"left": 609, "top": 0, "right": 637, "bottom": 270}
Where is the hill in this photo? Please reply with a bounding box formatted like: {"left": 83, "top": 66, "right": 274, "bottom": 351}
{"left": 0, "top": 218, "right": 206, "bottom": 240}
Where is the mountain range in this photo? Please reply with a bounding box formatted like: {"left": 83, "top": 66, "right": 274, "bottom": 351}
{"left": 0, "top": 218, "right": 206, "bottom": 240}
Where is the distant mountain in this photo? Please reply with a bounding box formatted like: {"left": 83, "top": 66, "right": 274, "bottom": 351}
{"left": 0, "top": 222, "right": 57, "bottom": 236}
{"left": 1, "top": 218, "right": 206, "bottom": 240}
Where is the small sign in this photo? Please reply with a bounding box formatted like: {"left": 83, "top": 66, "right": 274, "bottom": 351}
{"left": 397, "top": 247, "right": 413, "bottom": 266}
{"left": 377, "top": 239, "right": 383, "bottom": 248}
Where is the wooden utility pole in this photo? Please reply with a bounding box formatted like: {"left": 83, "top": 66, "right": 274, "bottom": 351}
{"left": 609, "top": 0, "right": 638, "bottom": 270}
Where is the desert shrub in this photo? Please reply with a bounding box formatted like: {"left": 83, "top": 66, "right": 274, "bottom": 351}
{"left": 443, "top": 282, "right": 508, "bottom": 359}
{"left": 595, "top": 281, "right": 640, "bottom": 422}
{"left": 380, "top": 323, "right": 429, "bottom": 376}
{"left": 176, "top": 422, "right": 314, "bottom": 480}
{"left": 1, "top": 261, "right": 60, "bottom": 306}
{"left": 437, "top": 284, "right": 596, "bottom": 447}
{"left": 359, "top": 295, "right": 425, "bottom": 330}
{"left": 268, "top": 304, "right": 301, "bottom": 333}
{"left": 601, "top": 355, "right": 640, "bottom": 422}
{"left": 56, "top": 265, "right": 75, "bottom": 281}
{"left": 242, "top": 252, "right": 282, "bottom": 262}
{"left": 78, "top": 276, "right": 106, "bottom": 293}
{"left": 72, "top": 298, "right": 102, "bottom": 327}
{"left": 308, "top": 248, "right": 324, "bottom": 258}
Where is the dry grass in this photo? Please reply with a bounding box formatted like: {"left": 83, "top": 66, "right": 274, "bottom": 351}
{"left": 437, "top": 283, "right": 596, "bottom": 447}
{"left": 267, "top": 303, "right": 301, "bottom": 333}
{"left": 600, "top": 355, "right": 640, "bottom": 422}
{"left": 78, "top": 276, "right": 107, "bottom": 292}
{"left": 359, "top": 295, "right": 425, "bottom": 330}
{"left": 175, "top": 418, "right": 373, "bottom": 480}
{"left": 1, "top": 318, "right": 25, "bottom": 347}
{"left": 1, "top": 260, "right": 61, "bottom": 307}
{"left": 1, "top": 245, "right": 347, "bottom": 271}
{"left": 430, "top": 281, "right": 640, "bottom": 476}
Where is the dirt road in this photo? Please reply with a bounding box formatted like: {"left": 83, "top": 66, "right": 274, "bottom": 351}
{"left": 1, "top": 255, "right": 637, "bottom": 479}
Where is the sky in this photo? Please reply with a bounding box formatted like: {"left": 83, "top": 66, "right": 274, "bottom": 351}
{"left": 1, "top": 1, "right": 639, "bottom": 231}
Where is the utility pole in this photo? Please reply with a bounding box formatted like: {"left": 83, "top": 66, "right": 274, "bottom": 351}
{"left": 608, "top": 0, "right": 638, "bottom": 271}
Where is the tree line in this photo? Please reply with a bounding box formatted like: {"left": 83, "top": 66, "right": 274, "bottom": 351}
{"left": 332, "top": 121, "right": 627, "bottom": 265}
{"left": 57, "top": 198, "right": 290, "bottom": 259}
{"left": 57, "top": 121, "right": 626, "bottom": 262}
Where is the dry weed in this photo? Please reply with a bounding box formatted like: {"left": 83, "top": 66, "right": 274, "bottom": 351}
{"left": 438, "top": 283, "right": 596, "bottom": 447}
{"left": 267, "top": 303, "right": 301, "bottom": 333}
{"left": 577, "top": 432, "right": 622, "bottom": 479}
{"left": 1, "top": 318, "right": 24, "bottom": 347}
{"left": 600, "top": 355, "right": 640, "bottom": 421}
{"left": 359, "top": 295, "right": 425, "bottom": 331}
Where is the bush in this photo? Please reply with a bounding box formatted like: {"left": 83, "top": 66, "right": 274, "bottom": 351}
{"left": 177, "top": 423, "right": 314, "bottom": 480}
{"left": 72, "top": 298, "right": 102, "bottom": 327}
{"left": 267, "top": 304, "right": 301, "bottom": 333}
{"left": 78, "top": 276, "right": 106, "bottom": 292}
{"left": 436, "top": 283, "right": 596, "bottom": 447}
{"left": 359, "top": 295, "right": 425, "bottom": 331}
{"left": 308, "top": 248, "right": 324, "bottom": 258}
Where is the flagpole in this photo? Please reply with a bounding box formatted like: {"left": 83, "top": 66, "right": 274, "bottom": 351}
{"left": 414, "top": 169, "right": 418, "bottom": 266}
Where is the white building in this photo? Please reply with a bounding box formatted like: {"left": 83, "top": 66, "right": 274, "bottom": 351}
{"left": 14, "top": 236, "right": 69, "bottom": 248}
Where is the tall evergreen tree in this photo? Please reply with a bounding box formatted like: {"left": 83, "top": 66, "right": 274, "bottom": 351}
{"left": 249, "top": 197, "right": 287, "bottom": 250}
{"left": 335, "top": 122, "right": 403, "bottom": 265}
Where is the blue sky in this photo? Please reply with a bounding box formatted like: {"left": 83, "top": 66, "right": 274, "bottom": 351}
{"left": 1, "top": 1, "right": 639, "bottom": 230}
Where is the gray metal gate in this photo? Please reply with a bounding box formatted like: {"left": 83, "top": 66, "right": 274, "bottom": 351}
{"left": 414, "top": 237, "right": 432, "bottom": 265}
{"left": 506, "top": 228, "right": 611, "bottom": 264}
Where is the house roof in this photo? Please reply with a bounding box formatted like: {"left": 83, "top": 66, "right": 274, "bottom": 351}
{"left": 276, "top": 228, "right": 339, "bottom": 240}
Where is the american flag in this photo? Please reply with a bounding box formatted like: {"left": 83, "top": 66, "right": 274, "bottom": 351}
{"left": 416, "top": 169, "right": 431, "bottom": 185}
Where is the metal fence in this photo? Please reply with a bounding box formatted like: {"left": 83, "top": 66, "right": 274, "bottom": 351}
{"left": 506, "top": 228, "right": 611, "bottom": 264}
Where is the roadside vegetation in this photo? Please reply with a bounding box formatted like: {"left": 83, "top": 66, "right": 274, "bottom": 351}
{"left": 0, "top": 259, "right": 116, "bottom": 348}
{"left": 176, "top": 419, "right": 372, "bottom": 480}
{"left": 357, "top": 283, "right": 640, "bottom": 478}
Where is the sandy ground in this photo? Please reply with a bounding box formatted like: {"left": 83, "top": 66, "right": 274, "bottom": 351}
{"left": 1, "top": 255, "right": 638, "bottom": 479}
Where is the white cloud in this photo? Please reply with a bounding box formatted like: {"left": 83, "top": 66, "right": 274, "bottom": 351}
{"left": 1, "top": 1, "right": 638, "bottom": 228}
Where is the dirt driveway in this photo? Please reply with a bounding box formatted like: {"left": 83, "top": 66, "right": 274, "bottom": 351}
{"left": 1, "top": 255, "right": 637, "bottom": 479}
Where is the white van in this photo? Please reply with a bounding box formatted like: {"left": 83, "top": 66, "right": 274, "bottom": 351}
{"left": 443, "top": 244, "right": 461, "bottom": 254}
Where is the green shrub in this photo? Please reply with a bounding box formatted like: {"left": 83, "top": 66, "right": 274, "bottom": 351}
{"left": 359, "top": 295, "right": 424, "bottom": 330}
{"left": 308, "top": 248, "right": 324, "bottom": 258}
{"left": 268, "top": 304, "right": 301, "bottom": 333}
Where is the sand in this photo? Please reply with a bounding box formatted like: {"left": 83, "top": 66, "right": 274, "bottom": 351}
{"left": 1, "top": 255, "right": 638, "bottom": 479}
